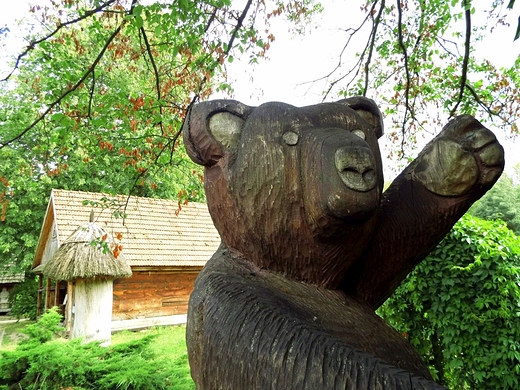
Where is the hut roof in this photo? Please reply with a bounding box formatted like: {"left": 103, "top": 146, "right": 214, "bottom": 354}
{"left": 0, "top": 263, "right": 25, "bottom": 284}
{"left": 42, "top": 222, "right": 132, "bottom": 281}
{"left": 33, "top": 190, "right": 221, "bottom": 272}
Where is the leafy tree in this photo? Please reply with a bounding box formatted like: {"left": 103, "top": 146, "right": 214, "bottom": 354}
{"left": 3, "top": 1, "right": 516, "bottom": 164}
{"left": 468, "top": 166, "right": 520, "bottom": 234}
{"left": 378, "top": 215, "right": 520, "bottom": 389}
{"left": 0, "top": 0, "right": 316, "bottom": 273}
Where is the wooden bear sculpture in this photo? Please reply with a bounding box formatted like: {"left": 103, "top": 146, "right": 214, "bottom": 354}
{"left": 182, "top": 98, "right": 504, "bottom": 389}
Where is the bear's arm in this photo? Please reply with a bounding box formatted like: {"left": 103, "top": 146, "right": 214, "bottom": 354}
{"left": 341, "top": 115, "right": 504, "bottom": 309}
{"left": 342, "top": 172, "right": 473, "bottom": 308}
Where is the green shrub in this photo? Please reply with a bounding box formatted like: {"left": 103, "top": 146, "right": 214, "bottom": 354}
{"left": 20, "top": 306, "right": 63, "bottom": 345}
{"left": 0, "top": 335, "right": 191, "bottom": 389}
{"left": 379, "top": 215, "right": 520, "bottom": 389}
{"left": 0, "top": 318, "right": 194, "bottom": 389}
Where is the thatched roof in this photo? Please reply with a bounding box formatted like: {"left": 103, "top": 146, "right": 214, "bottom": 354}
{"left": 0, "top": 263, "right": 24, "bottom": 284}
{"left": 42, "top": 222, "right": 132, "bottom": 281}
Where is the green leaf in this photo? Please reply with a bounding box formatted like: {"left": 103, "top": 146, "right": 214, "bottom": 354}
{"left": 134, "top": 15, "right": 144, "bottom": 29}
{"left": 50, "top": 113, "right": 65, "bottom": 122}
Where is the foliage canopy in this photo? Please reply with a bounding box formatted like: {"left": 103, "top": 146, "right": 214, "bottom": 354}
{"left": 0, "top": 0, "right": 321, "bottom": 272}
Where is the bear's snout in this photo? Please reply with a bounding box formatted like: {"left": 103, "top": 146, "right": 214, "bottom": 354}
{"left": 335, "top": 146, "right": 377, "bottom": 192}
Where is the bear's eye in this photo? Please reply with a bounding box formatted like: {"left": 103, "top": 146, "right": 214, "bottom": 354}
{"left": 351, "top": 129, "right": 366, "bottom": 140}
{"left": 282, "top": 131, "right": 299, "bottom": 146}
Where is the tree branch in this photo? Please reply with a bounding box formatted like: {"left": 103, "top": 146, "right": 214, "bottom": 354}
{"left": 140, "top": 26, "right": 164, "bottom": 135}
{"left": 396, "top": 0, "right": 411, "bottom": 148}
{"left": 362, "top": 0, "right": 385, "bottom": 96}
{"left": 88, "top": 71, "right": 96, "bottom": 118}
{"left": 1, "top": 0, "right": 117, "bottom": 82}
{"left": 318, "top": 6, "right": 377, "bottom": 101}
{"left": 224, "top": 0, "right": 253, "bottom": 55}
{"left": 464, "top": 83, "right": 500, "bottom": 118}
{"left": 435, "top": 37, "right": 460, "bottom": 58}
{"left": 204, "top": 6, "right": 218, "bottom": 34}
{"left": 0, "top": 1, "right": 139, "bottom": 149}
{"left": 450, "top": 0, "right": 472, "bottom": 116}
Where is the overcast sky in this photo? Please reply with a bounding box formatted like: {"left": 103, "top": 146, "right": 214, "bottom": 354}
{"left": 218, "top": 1, "right": 520, "bottom": 104}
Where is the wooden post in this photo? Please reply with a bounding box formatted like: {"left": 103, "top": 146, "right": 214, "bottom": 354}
{"left": 65, "top": 282, "right": 72, "bottom": 334}
{"left": 36, "top": 275, "right": 43, "bottom": 317}
{"left": 71, "top": 279, "right": 113, "bottom": 345}
{"left": 45, "top": 278, "right": 51, "bottom": 311}
{"left": 53, "top": 280, "right": 59, "bottom": 307}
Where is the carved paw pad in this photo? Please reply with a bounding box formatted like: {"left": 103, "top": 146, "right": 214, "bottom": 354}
{"left": 413, "top": 115, "right": 504, "bottom": 196}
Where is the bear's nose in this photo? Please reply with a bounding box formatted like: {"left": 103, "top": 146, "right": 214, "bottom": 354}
{"left": 335, "top": 147, "right": 377, "bottom": 192}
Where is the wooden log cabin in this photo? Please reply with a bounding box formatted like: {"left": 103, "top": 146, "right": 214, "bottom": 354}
{"left": 32, "top": 189, "right": 220, "bottom": 331}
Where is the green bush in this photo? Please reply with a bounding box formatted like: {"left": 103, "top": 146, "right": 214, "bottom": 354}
{"left": 20, "top": 306, "right": 63, "bottom": 345}
{"left": 0, "top": 312, "right": 194, "bottom": 389}
{"left": 378, "top": 215, "right": 520, "bottom": 389}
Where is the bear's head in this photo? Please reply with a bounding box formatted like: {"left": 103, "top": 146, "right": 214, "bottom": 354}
{"left": 183, "top": 98, "right": 384, "bottom": 287}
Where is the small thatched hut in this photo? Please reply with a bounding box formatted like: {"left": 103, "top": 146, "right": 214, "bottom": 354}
{"left": 0, "top": 264, "right": 24, "bottom": 314}
{"left": 43, "top": 220, "right": 132, "bottom": 344}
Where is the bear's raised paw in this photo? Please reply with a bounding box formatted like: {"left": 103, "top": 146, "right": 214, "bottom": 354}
{"left": 412, "top": 115, "right": 504, "bottom": 196}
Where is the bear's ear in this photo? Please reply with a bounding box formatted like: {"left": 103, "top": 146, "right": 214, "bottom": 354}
{"left": 337, "top": 97, "right": 384, "bottom": 139}
{"left": 182, "top": 100, "right": 251, "bottom": 167}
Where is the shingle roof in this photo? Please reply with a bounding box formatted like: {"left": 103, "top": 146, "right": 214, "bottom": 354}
{"left": 33, "top": 189, "right": 221, "bottom": 269}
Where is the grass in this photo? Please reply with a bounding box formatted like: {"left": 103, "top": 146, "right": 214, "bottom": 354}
{"left": 0, "top": 318, "right": 33, "bottom": 351}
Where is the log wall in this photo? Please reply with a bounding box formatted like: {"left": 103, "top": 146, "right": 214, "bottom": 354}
{"left": 112, "top": 269, "right": 200, "bottom": 321}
